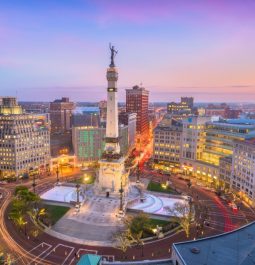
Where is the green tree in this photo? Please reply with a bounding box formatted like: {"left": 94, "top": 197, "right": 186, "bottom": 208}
{"left": 168, "top": 201, "right": 193, "bottom": 238}
{"left": 0, "top": 250, "right": 5, "bottom": 265}
{"left": 127, "top": 213, "right": 151, "bottom": 238}
{"left": 9, "top": 186, "right": 43, "bottom": 233}
{"left": 9, "top": 210, "right": 26, "bottom": 232}
{"left": 14, "top": 186, "right": 28, "bottom": 196}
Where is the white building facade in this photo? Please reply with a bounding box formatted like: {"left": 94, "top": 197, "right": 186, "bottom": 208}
{"left": 231, "top": 140, "right": 255, "bottom": 206}
{"left": 153, "top": 116, "right": 183, "bottom": 172}
{"left": 0, "top": 98, "right": 50, "bottom": 178}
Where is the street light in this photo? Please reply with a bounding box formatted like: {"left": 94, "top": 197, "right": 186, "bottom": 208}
{"left": 76, "top": 183, "right": 80, "bottom": 208}
{"left": 56, "top": 166, "right": 60, "bottom": 185}
{"left": 32, "top": 175, "right": 36, "bottom": 194}
{"left": 136, "top": 164, "right": 140, "bottom": 183}
{"left": 119, "top": 179, "right": 124, "bottom": 214}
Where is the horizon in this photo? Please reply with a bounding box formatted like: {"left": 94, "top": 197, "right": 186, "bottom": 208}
{"left": 0, "top": 0, "right": 255, "bottom": 102}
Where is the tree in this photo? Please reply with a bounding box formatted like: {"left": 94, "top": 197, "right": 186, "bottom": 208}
{"left": 0, "top": 249, "right": 5, "bottom": 265}
{"left": 168, "top": 201, "right": 193, "bottom": 238}
{"left": 114, "top": 229, "right": 135, "bottom": 256}
{"left": 14, "top": 186, "right": 28, "bottom": 196}
{"left": 9, "top": 210, "right": 26, "bottom": 232}
{"left": 127, "top": 213, "right": 151, "bottom": 239}
{"left": 30, "top": 228, "right": 40, "bottom": 240}
{"left": 9, "top": 186, "right": 44, "bottom": 235}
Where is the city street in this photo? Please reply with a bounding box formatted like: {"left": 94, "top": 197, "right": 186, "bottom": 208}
{"left": 1, "top": 166, "right": 255, "bottom": 264}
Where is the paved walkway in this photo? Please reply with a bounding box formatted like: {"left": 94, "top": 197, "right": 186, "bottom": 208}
{"left": 52, "top": 195, "right": 124, "bottom": 245}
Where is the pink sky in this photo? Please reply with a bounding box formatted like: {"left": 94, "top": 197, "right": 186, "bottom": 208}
{"left": 0, "top": 0, "right": 255, "bottom": 102}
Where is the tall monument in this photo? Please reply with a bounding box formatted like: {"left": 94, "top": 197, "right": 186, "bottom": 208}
{"left": 97, "top": 44, "right": 128, "bottom": 197}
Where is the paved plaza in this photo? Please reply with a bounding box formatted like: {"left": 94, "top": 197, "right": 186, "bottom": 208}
{"left": 52, "top": 194, "right": 124, "bottom": 244}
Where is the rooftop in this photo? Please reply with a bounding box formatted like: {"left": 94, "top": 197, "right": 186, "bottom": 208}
{"left": 173, "top": 221, "right": 255, "bottom": 265}
{"left": 73, "top": 107, "right": 100, "bottom": 114}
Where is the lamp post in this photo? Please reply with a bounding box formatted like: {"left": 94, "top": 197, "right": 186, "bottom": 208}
{"left": 136, "top": 135, "right": 142, "bottom": 183}
{"left": 32, "top": 175, "right": 36, "bottom": 194}
{"left": 136, "top": 163, "right": 140, "bottom": 183}
{"left": 76, "top": 183, "right": 80, "bottom": 209}
{"left": 119, "top": 179, "right": 124, "bottom": 214}
{"left": 56, "top": 166, "right": 60, "bottom": 185}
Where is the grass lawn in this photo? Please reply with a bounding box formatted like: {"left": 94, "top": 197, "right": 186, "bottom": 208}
{"left": 142, "top": 218, "right": 178, "bottom": 238}
{"left": 43, "top": 204, "right": 70, "bottom": 225}
{"left": 149, "top": 218, "right": 170, "bottom": 227}
{"left": 147, "top": 181, "right": 179, "bottom": 195}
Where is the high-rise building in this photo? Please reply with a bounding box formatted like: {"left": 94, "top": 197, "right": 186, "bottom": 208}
{"left": 119, "top": 112, "right": 137, "bottom": 150}
{"left": 153, "top": 115, "right": 183, "bottom": 171}
{"left": 167, "top": 97, "right": 194, "bottom": 116}
{"left": 0, "top": 97, "right": 50, "bottom": 179}
{"left": 181, "top": 97, "right": 194, "bottom": 109}
{"left": 49, "top": 97, "right": 74, "bottom": 133}
{"left": 126, "top": 85, "right": 149, "bottom": 137}
{"left": 181, "top": 116, "right": 209, "bottom": 161}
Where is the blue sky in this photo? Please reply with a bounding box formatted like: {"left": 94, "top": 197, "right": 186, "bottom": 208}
{"left": 0, "top": 0, "right": 255, "bottom": 102}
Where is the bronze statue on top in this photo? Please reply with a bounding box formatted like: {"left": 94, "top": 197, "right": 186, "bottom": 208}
{"left": 109, "top": 43, "right": 118, "bottom": 67}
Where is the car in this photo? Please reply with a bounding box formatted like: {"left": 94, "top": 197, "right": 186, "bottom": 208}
{"left": 220, "top": 195, "right": 227, "bottom": 201}
{"left": 232, "top": 204, "right": 238, "bottom": 213}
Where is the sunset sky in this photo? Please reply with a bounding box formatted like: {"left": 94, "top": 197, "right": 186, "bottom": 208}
{"left": 0, "top": 0, "right": 255, "bottom": 102}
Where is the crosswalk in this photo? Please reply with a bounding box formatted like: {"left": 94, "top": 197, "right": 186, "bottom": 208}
{"left": 23, "top": 243, "right": 115, "bottom": 265}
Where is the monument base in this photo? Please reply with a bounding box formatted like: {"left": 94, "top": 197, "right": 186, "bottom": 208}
{"left": 97, "top": 157, "right": 129, "bottom": 197}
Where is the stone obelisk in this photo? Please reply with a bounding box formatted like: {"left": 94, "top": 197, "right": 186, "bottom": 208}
{"left": 97, "top": 45, "right": 128, "bottom": 197}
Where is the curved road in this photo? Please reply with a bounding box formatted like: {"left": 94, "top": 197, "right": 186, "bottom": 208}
{"left": 0, "top": 171, "right": 254, "bottom": 264}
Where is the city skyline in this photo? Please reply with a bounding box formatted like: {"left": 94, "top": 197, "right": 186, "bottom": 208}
{"left": 1, "top": 0, "right": 255, "bottom": 102}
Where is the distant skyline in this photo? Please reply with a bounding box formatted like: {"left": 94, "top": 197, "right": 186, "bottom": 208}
{"left": 0, "top": 0, "right": 255, "bottom": 102}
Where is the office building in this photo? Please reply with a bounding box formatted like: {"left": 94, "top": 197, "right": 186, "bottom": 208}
{"left": 181, "top": 117, "right": 255, "bottom": 188}
{"left": 181, "top": 97, "right": 194, "bottom": 109}
{"left": 72, "top": 125, "right": 129, "bottom": 164}
{"left": 49, "top": 97, "right": 74, "bottom": 133}
{"left": 98, "top": 100, "right": 107, "bottom": 122}
{"left": 231, "top": 140, "right": 255, "bottom": 206}
{"left": 201, "top": 119, "right": 255, "bottom": 166}
{"left": 167, "top": 97, "right": 194, "bottom": 116}
{"left": 205, "top": 103, "right": 242, "bottom": 119}
{"left": 181, "top": 116, "right": 209, "bottom": 161}
{"left": 119, "top": 112, "right": 137, "bottom": 150}
{"left": 71, "top": 107, "right": 100, "bottom": 127}
{"left": 0, "top": 97, "right": 50, "bottom": 178}
{"left": 153, "top": 115, "right": 183, "bottom": 172}
{"left": 126, "top": 85, "right": 149, "bottom": 137}
{"left": 219, "top": 156, "right": 232, "bottom": 190}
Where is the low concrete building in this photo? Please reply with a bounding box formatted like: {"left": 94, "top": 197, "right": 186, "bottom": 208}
{"left": 172, "top": 222, "right": 255, "bottom": 265}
